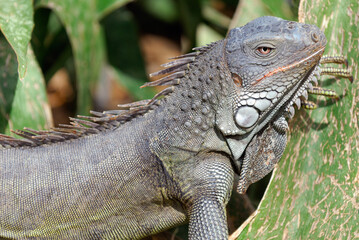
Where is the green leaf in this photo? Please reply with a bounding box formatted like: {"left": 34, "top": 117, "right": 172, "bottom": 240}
{"left": 140, "top": 0, "right": 178, "bottom": 23}
{"left": 263, "top": 0, "right": 295, "bottom": 20}
{"left": 202, "top": 5, "right": 231, "bottom": 30}
{"left": 96, "top": 0, "right": 132, "bottom": 19}
{"left": 31, "top": 9, "right": 73, "bottom": 83}
{"left": 0, "top": 0, "right": 34, "bottom": 79}
{"left": 176, "top": 0, "right": 202, "bottom": 50}
{"left": 0, "top": 35, "right": 52, "bottom": 135}
{"left": 196, "top": 23, "right": 224, "bottom": 47}
{"left": 235, "top": 0, "right": 359, "bottom": 239}
{"left": 111, "top": 67, "right": 156, "bottom": 101}
{"left": 229, "top": 0, "right": 296, "bottom": 29}
{"left": 36, "top": 0, "right": 106, "bottom": 115}
{"left": 229, "top": 0, "right": 271, "bottom": 28}
{"left": 102, "top": 7, "right": 155, "bottom": 100}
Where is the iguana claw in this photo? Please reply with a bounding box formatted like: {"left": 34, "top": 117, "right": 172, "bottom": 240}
{"left": 308, "top": 86, "right": 339, "bottom": 99}
{"left": 302, "top": 54, "right": 353, "bottom": 110}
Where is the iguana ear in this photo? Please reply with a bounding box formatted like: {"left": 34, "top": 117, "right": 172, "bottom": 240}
{"left": 216, "top": 101, "right": 247, "bottom": 136}
{"left": 215, "top": 100, "right": 261, "bottom": 162}
{"left": 237, "top": 116, "right": 288, "bottom": 194}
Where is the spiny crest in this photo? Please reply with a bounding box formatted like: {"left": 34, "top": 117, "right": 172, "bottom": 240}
{"left": 0, "top": 100, "right": 155, "bottom": 148}
{"left": 0, "top": 44, "right": 215, "bottom": 149}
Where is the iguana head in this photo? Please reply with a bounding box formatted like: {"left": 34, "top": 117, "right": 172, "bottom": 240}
{"left": 226, "top": 16, "right": 326, "bottom": 132}
{"left": 217, "top": 16, "right": 326, "bottom": 192}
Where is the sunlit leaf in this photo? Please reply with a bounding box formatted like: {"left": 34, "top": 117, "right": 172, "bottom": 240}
{"left": 102, "top": 7, "right": 155, "bottom": 100}
{"left": 229, "top": 0, "right": 270, "bottom": 28}
{"left": 36, "top": 0, "right": 106, "bottom": 115}
{"left": 0, "top": 0, "right": 33, "bottom": 79}
{"left": 96, "top": 0, "right": 132, "bottom": 19}
{"left": 263, "top": 0, "right": 295, "bottom": 20}
{"left": 140, "top": 0, "right": 178, "bottom": 23}
{"left": 196, "top": 23, "right": 224, "bottom": 47}
{"left": 229, "top": 0, "right": 296, "bottom": 30}
{"left": 0, "top": 35, "right": 52, "bottom": 135}
{"left": 234, "top": 0, "right": 359, "bottom": 239}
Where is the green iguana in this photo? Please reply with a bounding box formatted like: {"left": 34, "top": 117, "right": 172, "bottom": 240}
{"left": 0, "top": 16, "right": 353, "bottom": 239}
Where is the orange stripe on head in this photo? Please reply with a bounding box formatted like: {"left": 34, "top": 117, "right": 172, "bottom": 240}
{"left": 252, "top": 47, "right": 325, "bottom": 85}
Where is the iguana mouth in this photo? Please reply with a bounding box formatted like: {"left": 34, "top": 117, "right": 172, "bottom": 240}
{"left": 284, "top": 64, "right": 321, "bottom": 118}
{"left": 223, "top": 46, "right": 325, "bottom": 164}
{"left": 233, "top": 46, "right": 326, "bottom": 131}
{"left": 279, "top": 46, "right": 326, "bottom": 119}
{"left": 253, "top": 47, "right": 324, "bottom": 86}
{"left": 259, "top": 46, "right": 326, "bottom": 122}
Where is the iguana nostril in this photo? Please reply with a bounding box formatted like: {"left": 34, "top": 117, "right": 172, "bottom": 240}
{"left": 311, "top": 33, "right": 319, "bottom": 42}
{"left": 287, "top": 21, "right": 295, "bottom": 29}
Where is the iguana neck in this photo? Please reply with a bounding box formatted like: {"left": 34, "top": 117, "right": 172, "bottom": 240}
{"left": 149, "top": 40, "right": 234, "bottom": 159}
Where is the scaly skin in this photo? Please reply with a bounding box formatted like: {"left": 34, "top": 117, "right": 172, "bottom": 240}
{"left": 0, "top": 16, "right": 327, "bottom": 239}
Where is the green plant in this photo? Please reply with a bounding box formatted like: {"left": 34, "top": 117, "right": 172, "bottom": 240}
{"left": 3, "top": 1, "right": 355, "bottom": 239}
{"left": 232, "top": 0, "right": 359, "bottom": 239}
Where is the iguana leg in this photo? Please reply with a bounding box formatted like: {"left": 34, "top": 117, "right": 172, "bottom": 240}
{"left": 189, "top": 197, "right": 228, "bottom": 240}
{"left": 237, "top": 116, "right": 288, "bottom": 194}
{"left": 182, "top": 153, "right": 234, "bottom": 240}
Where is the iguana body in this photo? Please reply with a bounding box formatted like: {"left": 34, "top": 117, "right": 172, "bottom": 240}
{"left": 0, "top": 16, "right": 340, "bottom": 239}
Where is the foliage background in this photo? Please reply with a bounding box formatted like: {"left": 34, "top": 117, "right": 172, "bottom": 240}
{"left": 0, "top": 0, "right": 357, "bottom": 239}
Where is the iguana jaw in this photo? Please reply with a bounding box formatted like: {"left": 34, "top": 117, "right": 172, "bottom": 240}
{"left": 232, "top": 46, "right": 325, "bottom": 133}
{"left": 225, "top": 65, "right": 318, "bottom": 164}
{"left": 283, "top": 63, "right": 321, "bottom": 118}
{"left": 223, "top": 46, "right": 325, "bottom": 171}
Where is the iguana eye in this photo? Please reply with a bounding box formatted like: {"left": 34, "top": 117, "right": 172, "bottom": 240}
{"left": 257, "top": 46, "right": 272, "bottom": 55}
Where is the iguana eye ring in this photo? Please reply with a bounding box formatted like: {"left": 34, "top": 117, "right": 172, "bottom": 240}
{"left": 257, "top": 47, "right": 272, "bottom": 55}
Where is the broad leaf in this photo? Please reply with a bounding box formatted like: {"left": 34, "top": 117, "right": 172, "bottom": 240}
{"left": 96, "top": 0, "right": 132, "bottom": 19}
{"left": 176, "top": 0, "right": 202, "bottom": 50}
{"left": 0, "top": 0, "right": 33, "bottom": 79}
{"left": 140, "top": 0, "right": 178, "bottom": 23}
{"left": 233, "top": 0, "right": 359, "bottom": 239}
{"left": 229, "top": 0, "right": 296, "bottom": 29}
{"left": 36, "top": 0, "right": 106, "bottom": 115}
{"left": 102, "top": 8, "right": 155, "bottom": 101}
{"left": 229, "top": 0, "right": 271, "bottom": 29}
{"left": 0, "top": 35, "right": 52, "bottom": 135}
{"left": 196, "top": 23, "right": 224, "bottom": 47}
